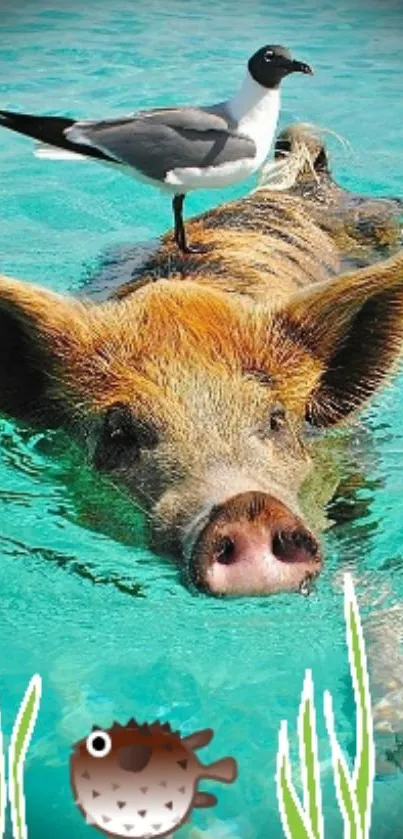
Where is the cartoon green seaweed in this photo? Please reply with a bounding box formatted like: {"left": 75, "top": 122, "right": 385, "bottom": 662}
{"left": 276, "top": 573, "right": 375, "bottom": 839}
{"left": 0, "top": 675, "right": 42, "bottom": 839}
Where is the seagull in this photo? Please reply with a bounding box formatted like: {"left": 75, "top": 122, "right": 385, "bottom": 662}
{"left": 0, "top": 45, "right": 312, "bottom": 253}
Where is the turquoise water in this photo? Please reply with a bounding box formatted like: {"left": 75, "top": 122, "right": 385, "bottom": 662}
{"left": 1, "top": 1, "right": 403, "bottom": 837}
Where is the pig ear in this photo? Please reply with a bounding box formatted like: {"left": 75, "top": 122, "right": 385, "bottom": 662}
{"left": 0, "top": 274, "right": 90, "bottom": 426}
{"left": 277, "top": 251, "right": 403, "bottom": 427}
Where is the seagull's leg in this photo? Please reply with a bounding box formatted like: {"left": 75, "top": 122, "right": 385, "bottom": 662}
{"left": 173, "top": 193, "right": 189, "bottom": 252}
{"left": 172, "top": 193, "right": 208, "bottom": 255}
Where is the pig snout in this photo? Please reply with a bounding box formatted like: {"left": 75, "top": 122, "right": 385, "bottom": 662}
{"left": 189, "top": 492, "right": 322, "bottom": 596}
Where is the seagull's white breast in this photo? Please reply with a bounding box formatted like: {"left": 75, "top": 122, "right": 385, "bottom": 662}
{"left": 227, "top": 77, "right": 281, "bottom": 170}
{"left": 164, "top": 156, "right": 257, "bottom": 191}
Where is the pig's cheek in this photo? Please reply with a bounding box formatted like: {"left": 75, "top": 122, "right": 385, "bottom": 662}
{"left": 152, "top": 487, "right": 199, "bottom": 536}
{"left": 152, "top": 491, "right": 182, "bottom": 525}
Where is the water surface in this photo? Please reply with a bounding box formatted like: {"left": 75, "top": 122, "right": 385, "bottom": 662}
{"left": 1, "top": 1, "right": 403, "bottom": 837}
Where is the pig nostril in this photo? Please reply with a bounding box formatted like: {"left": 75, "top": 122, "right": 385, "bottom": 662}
{"left": 299, "top": 532, "right": 318, "bottom": 557}
{"left": 272, "top": 529, "right": 318, "bottom": 563}
{"left": 215, "top": 536, "right": 237, "bottom": 565}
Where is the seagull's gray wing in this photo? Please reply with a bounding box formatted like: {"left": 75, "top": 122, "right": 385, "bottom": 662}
{"left": 67, "top": 107, "right": 256, "bottom": 181}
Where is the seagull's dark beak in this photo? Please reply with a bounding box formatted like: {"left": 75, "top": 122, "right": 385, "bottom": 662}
{"left": 290, "top": 59, "right": 313, "bottom": 75}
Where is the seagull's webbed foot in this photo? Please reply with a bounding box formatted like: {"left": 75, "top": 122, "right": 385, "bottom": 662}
{"left": 180, "top": 242, "right": 208, "bottom": 255}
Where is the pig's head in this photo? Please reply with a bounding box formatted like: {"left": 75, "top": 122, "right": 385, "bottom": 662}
{"left": 274, "top": 122, "right": 331, "bottom": 182}
{"left": 1, "top": 253, "right": 403, "bottom": 596}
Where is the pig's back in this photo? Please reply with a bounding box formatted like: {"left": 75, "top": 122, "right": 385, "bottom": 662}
{"left": 113, "top": 190, "right": 341, "bottom": 306}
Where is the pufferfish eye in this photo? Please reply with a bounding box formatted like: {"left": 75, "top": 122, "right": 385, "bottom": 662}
{"left": 86, "top": 730, "right": 112, "bottom": 758}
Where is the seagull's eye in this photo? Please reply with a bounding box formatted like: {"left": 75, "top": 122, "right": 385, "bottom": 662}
{"left": 264, "top": 50, "right": 274, "bottom": 61}
{"left": 86, "top": 731, "right": 112, "bottom": 758}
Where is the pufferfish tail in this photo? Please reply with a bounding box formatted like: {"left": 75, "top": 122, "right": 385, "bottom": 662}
{"left": 203, "top": 756, "right": 238, "bottom": 783}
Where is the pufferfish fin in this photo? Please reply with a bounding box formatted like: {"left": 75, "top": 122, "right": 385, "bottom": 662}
{"left": 203, "top": 757, "right": 238, "bottom": 783}
{"left": 193, "top": 791, "right": 217, "bottom": 808}
{"left": 149, "top": 721, "right": 173, "bottom": 734}
{"left": 183, "top": 729, "right": 214, "bottom": 751}
{"left": 125, "top": 717, "right": 139, "bottom": 728}
{"left": 141, "top": 722, "right": 155, "bottom": 735}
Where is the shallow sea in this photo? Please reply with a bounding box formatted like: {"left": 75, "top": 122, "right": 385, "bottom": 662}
{"left": 1, "top": 1, "right": 403, "bottom": 837}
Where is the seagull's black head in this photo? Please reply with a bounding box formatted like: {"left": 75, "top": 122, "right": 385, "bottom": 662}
{"left": 248, "top": 45, "right": 313, "bottom": 89}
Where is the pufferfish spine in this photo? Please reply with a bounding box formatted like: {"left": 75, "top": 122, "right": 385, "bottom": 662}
{"left": 70, "top": 718, "right": 238, "bottom": 839}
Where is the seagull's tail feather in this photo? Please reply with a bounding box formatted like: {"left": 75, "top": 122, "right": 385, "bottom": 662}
{"left": 0, "top": 110, "right": 115, "bottom": 163}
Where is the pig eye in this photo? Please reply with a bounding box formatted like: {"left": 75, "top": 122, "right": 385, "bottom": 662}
{"left": 269, "top": 405, "right": 287, "bottom": 432}
{"left": 255, "top": 405, "right": 287, "bottom": 441}
{"left": 86, "top": 730, "right": 112, "bottom": 758}
{"left": 94, "top": 403, "right": 158, "bottom": 471}
{"left": 104, "top": 405, "right": 138, "bottom": 443}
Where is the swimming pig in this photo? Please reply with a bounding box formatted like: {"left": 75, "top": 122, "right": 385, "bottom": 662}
{"left": 1, "top": 182, "right": 403, "bottom": 597}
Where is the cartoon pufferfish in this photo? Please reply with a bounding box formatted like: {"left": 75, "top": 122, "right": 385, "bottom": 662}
{"left": 70, "top": 719, "right": 237, "bottom": 839}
